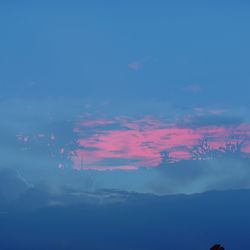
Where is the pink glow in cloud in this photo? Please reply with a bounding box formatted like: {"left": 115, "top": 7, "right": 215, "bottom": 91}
{"left": 72, "top": 116, "right": 250, "bottom": 170}
{"left": 128, "top": 61, "right": 143, "bottom": 71}
{"left": 15, "top": 116, "right": 250, "bottom": 171}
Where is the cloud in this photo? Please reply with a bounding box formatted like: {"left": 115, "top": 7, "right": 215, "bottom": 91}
{"left": 147, "top": 156, "right": 250, "bottom": 194}
{"left": 2, "top": 159, "right": 250, "bottom": 204}
{"left": 73, "top": 116, "right": 250, "bottom": 170}
{"left": 128, "top": 61, "right": 143, "bottom": 71}
{"left": 182, "top": 84, "right": 202, "bottom": 94}
{"left": 1, "top": 96, "right": 250, "bottom": 195}
{"left": 0, "top": 168, "right": 31, "bottom": 202}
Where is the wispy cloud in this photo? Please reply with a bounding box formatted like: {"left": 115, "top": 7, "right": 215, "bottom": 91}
{"left": 128, "top": 57, "right": 151, "bottom": 71}
{"left": 128, "top": 61, "right": 143, "bottom": 71}
{"left": 182, "top": 84, "right": 202, "bottom": 94}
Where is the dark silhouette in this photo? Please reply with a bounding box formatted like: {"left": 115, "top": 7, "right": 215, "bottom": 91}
{"left": 210, "top": 244, "right": 225, "bottom": 250}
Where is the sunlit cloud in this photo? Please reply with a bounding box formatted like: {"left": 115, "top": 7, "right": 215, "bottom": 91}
{"left": 11, "top": 98, "right": 250, "bottom": 171}
{"left": 72, "top": 116, "right": 250, "bottom": 170}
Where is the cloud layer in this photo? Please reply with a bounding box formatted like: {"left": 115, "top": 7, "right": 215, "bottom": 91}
{"left": 73, "top": 116, "right": 250, "bottom": 170}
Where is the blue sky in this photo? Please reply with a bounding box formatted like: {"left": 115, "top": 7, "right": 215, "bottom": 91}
{"left": 1, "top": 0, "right": 250, "bottom": 177}
{"left": 1, "top": 1, "right": 250, "bottom": 107}
{"left": 1, "top": 2, "right": 250, "bottom": 248}
{"left": 1, "top": 0, "right": 250, "bottom": 187}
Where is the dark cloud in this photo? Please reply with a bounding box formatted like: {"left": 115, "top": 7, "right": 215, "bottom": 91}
{"left": 0, "top": 168, "right": 30, "bottom": 203}
{"left": 186, "top": 115, "right": 244, "bottom": 127}
{"left": 149, "top": 156, "right": 250, "bottom": 194}
{"left": 1, "top": 186, "right": 250, "bottom": 249}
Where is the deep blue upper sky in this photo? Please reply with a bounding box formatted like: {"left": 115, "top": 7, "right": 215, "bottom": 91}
{"left": 1, "top": 1, "right": 250, "bottom": 107}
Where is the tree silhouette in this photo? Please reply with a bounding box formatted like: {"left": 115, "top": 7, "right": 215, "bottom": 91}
{"left": 210, "top": 244, "right": 224, "bottom": 250}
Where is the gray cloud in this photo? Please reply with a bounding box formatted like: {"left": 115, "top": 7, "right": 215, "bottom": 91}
{"left": 149, "top": 156, "right": 250, "bottom": 194}
{"left": 0, "top": 168, "right": 30, "bottom": 202}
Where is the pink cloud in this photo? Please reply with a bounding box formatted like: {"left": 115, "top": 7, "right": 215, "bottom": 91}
{"left": 15, "top": 115, "right": 250, "bottom": 171}
{"left": 72, "top": 117, "right": 250, "bottom": 170}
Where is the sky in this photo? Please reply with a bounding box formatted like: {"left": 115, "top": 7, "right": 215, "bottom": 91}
{"left": 1, "top": 0, "right": 250, "bottom": 191}
{"left": 1, "top": 1, "right": 250, "bottom": 249}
